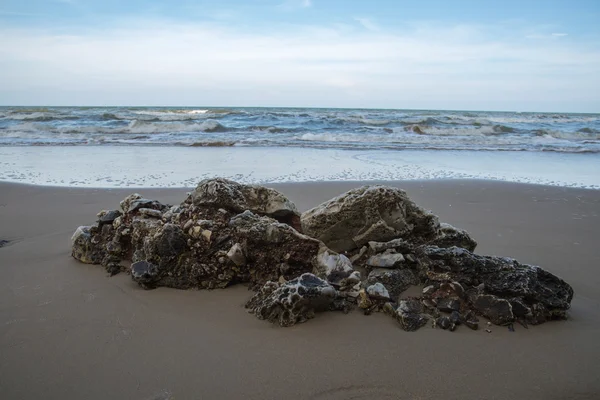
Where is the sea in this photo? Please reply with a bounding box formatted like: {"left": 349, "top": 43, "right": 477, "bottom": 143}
{"left": 1, "top": 106, "right": 599, "bottom": 152}
{"left": 1, "top": 106, "right": 599, "bottom": 188}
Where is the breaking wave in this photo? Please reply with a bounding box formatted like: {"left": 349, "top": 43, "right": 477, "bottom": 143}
{"left": 1, "top": 106, "right": 599, "bottom": 153}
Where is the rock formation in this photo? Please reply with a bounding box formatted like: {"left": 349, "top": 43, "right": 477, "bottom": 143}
{"left": 71, "top": 179, "right": 573, "bottom": 332}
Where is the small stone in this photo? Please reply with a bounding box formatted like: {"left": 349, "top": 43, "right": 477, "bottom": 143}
{"left": 436, "top": 316, "right": 452, "bottom": 330}
{"left": 366, "top": 282, "right": 390, "bottom": 301}
{"left": 462, "top": 311, "right": 479, "bottom": 330}
{"left": 357, "top": 289, "right": 373, "bottom": 309}
{"left": 350, "top": 246, "right": 368, "bottom": 263}
{"left": 450, "top": 310, "right": 461, "bottom": 325}
{"left": 98, "top": 210, "right": 122, "bottom": 226}
{"left": 131, "top": 260, "right": 160, "bottom": 289}
{"left": 366, "top": 253, "right": 405, "bottom": 268}
{"left": 201, "top": 229, "right": 212, "bottom": 242}
{"left": 183, "top": 219, "right": 194, "bottom": 230}
{"left": 139, "top": 208, "right": 163, "bottom": 218}
{"left": 227, "top": 243, "right": 246, "bottom": 266}
{"left": 422, "top": 285, "right": 436, "bottom": 296}
{"left": 486, "top": 328, "right": 492, "bottom": 333}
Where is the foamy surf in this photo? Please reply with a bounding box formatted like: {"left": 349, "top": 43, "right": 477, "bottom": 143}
{"left": 0, "top": 106, "right": 599, "bottom": 153}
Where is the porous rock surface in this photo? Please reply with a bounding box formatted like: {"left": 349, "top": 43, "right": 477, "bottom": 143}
{"left": 300, "top": 185, "right": 477, "bottom": 252}
{"left": 71, "top": 178, "right": 574, "bottom": 332}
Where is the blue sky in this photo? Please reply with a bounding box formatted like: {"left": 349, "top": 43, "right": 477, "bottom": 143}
{"left": 1, "top": 0, "right": 599, "bottom": 111}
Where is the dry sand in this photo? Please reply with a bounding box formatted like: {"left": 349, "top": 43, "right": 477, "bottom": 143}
{"left": 1, "top": 180, "right": 599, "bottom": 400}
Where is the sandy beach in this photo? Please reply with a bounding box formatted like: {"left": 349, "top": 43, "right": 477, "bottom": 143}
{"left": 1, "top": 179, "right": 600, "bottom": 400}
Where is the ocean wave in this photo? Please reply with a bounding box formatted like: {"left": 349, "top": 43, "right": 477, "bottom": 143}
{"left": 188, "top": 141, "right": 236, "bottom": 147}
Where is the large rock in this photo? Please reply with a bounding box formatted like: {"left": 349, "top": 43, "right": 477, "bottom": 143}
{"left": 301, "top": 185, "right": 473, "bottom": 252}
{"left": 245, "top": 273, "right": 337, "bottom": 327}
{"left": 70, "top": 178, "right": 573, "bottom": 332}
{"left": 415, "top": 246, "right": 574, "bottom": 325}
{"left": 190, "top": 178, "right": 301, "bottom": 229}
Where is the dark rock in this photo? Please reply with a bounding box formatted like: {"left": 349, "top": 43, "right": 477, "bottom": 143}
{"left": 367, "top": 268, "right": 418, "bottom": 300}
{"left": 414, "top": 246, "right": 573, "bottom": 325}
{"left": 70, "top": 179, "right": 574, "bottom": 331}
{"left": 0, "top": 239, "right": 10, "bottom": 248}
{"left": 395, "top": 299, "right": 429, "bottom": 331}
{"left": 436, "top": 316, "right": 452, "bottom": 330}
{"left": 120, "top": 194, "right": 168, "bottom": 215}
{"left": 473, "top": 294, "right": 514, "bottom": 326}
{"left": 245, "top": 273, "right": 337, "bottom": 327}
{"left": 71, "top": 226, "right": 105, "bottom": 264}
{"left": 131, "top": 261, "right": 160, "bottom": 289}
{"left": 97, "top": 210, "right": 122, "bottom": 226}
{"left": 462, "top": 311, "right": 479, "bottom": 330}
{"left": 437, "top": 298, "right": 461, "bottom": 313}
{"left": 450, "top": 310, "right": 461, "bottom": 326}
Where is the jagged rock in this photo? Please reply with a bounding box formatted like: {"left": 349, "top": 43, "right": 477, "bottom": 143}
{"left": 358, "top": 289, "right": 374, "bottom": 311}
{"left": 368, "top": 238, "right": 415, "bottom": 254}
{"left": 366, "top": 253, "right": 405, "bottom": 268}
{"left": 301, "top": 185, "right": 440, "bottom": 252}
{"left": 245, "top": 273, "right": 337, "bottom": 327}
{"left": 367, "top": 268, "right": 418, "bottom": 300}
{"left": 120, "top": 194, "right": 168, "bottom": 215}
{"left": 450, "top": 310, "right": 461, "bottom": 326}
{"left": 97, "top": 210, "right": 122, "bottom": 226}
{"left": 395, "top": 299, "right": 429, "bottom": 331}
{"left": 229, "top": 211, "right": 321, "bottom": 285}
{"left": 190, "top": 178, "right": 301, "bottom": 229}
{"left": 301, "top": 185, "right": 479, "bottom": 253}
{"left": 473, "top": 295, "right": 514, "bottom": 325}
{"left": 71, "top": 226, "right": 102, "bottom": 264}
{"left": 462, "top": 310, "right": 480, "bottom": 330}
{"left": 437, "top": 298, "right": 461, "bottom": 313}
{"left": 436, "top": 316, "right": 452, "bottom": 330}
{"left": 366, "top": 282, "right": 390, "bottom": 301}
{"left": 139, "top": 208, "right": 163, "bottom": 218}
{"left": 415, "top": 246, "right": 573, "bottom": 325}
{"left": 314, "top": 248, "right": 358, "bottom": 287}
{"left": 429, "top": 223, "right": 477, "bottom": 252}
{"left": 70, "top": 179, "right": 574, "bottom": 331}
{"left": 131, "top": 260, "right": 160, "bottom": 289}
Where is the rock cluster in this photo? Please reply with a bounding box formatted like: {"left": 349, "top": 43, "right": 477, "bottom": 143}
{"left": 72, "top": 178, "right": 574, "bottom": 332}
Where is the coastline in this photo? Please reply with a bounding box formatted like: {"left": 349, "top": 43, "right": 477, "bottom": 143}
{"left": 1, "top": 146, "right": 599, "bottom": 189}
{"left": 1, "top": 179, "right": 599, "bottom": 399}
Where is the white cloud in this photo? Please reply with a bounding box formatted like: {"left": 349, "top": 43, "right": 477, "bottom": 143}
{"left": 279, "top": 0, "right": 312, "bottom": 10}
{"left": 552, "top": 32, "right": 568, "bottom": 37}
{"left": 0, "top": 20, "right": 597, "bottom": 111}
{"left": 354, "top": 17, "right": 380, "bottom": 32}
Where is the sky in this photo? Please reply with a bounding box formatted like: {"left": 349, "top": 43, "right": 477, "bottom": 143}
{"left": 0, "top": 0, "right": 599, "bottom": 112}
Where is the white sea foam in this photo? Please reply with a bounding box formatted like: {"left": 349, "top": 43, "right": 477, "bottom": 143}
{"left": 0, "top": 147, "right": 598, "bottom": 189}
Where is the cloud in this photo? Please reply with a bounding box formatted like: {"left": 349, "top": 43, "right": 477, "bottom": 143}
{"left": 354, "top": 17, "right": 380, "bottom": 32}
{"left": 0, "top": 10, "right": 44, "bottom": 16}
{"left": 526, "top": 32, "right": 569, "bottom": 39}
{"left": 0, "top": 20, "right": 598, "bottom": 111}
{"left": 279, "top": 0, "right": 312, "bottom": 10}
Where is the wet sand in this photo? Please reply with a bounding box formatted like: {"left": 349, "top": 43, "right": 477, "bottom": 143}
{"left": 1, "top": 180, "right": 599, "bottom": 399}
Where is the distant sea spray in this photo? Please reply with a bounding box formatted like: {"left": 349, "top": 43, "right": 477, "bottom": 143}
{"left": 0, "top": 107, "right": 599, "bottom": 153}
